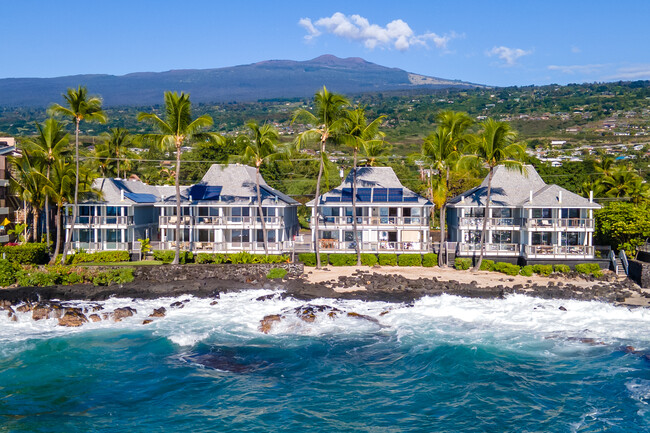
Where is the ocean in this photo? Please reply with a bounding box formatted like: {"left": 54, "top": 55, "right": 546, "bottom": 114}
{"left": 1, "top": 290, "right": 650, "bottom": 432}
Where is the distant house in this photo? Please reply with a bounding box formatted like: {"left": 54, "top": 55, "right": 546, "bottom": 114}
{"left": 446, "top": 165, "right": 600, "bottom": 263}
{"left": 306, "top": 167, "right": 433, "bottom": 253}
{"left": 0, "top": 138, "right": 16, "bottom": 243}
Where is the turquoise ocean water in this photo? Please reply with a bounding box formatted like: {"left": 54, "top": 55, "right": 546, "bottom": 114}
{"left": 1, "top": 290, "right": 650, "bottom": 432}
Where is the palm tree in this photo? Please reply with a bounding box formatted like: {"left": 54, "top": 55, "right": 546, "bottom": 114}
{"left": 293, "top": 86, "right": 350, "bottom": 268}
{"left": 340, "top": 106, "right": 385, "bottom": 265}
{"left": 465, "top": 119, "right": 525, "bottom": 271}
{"left": 23, "top": 118, "right": 71, "bottom": 249}
{"left": 49, "top": 86, "right": 107, "bottom": 264}
{"left": 360, "top": 138, "right": 391, "bottom": 167}
{"left": 8, "top": 151, "right": 50, "bottom": 242}
{"left": 46, "top": 159, "right": 76, "bottom": 262}
{"left": 601, "top": 165, "right": 650, "bottom": 203}
{"left": 236, "top": 121, "right": 287, "bottom": 255}
{"left": 103, "top": 127, "right": 138, "bottom": 178}
{"left": 138, "top": 91, "right": 221, "bottom": 265}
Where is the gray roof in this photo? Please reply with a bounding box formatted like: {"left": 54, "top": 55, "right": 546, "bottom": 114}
{"left": 307, "top": 166, "right": 432, "bottom": 207}
{"left": 87, "top": 178, "right": 175, "bottom": 205}
{"left": 448, "top": 165, "right": 601, "bottom": 209}
{"left": 162, "top": 163, "right": 298, "bottom": 206}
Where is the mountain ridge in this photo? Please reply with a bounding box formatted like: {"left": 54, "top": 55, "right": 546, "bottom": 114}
{"left": 0, "top": 55, "right": 483, "bottom": 107}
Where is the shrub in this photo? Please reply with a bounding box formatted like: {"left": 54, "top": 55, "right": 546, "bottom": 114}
{"left": 360, "top": 254, "right": 378, "bottom": 266}
{"left": 53, "top": 254, "right": 74, "bottom": 265}
{"left": 298, "top": 253, "right": 327, "bottom": 267}
{"left": 328, "top": 254, "right": 356, "bottom": 266}
{"left": 196, "top": 253, "right": 228, "bottom": 264}
{"left": 454, "top": 258, "right": 472, "bottom": 270}
{"left": 0, "top": 259, "right": 16, "bottom": 286}
{"left": 71, "top": 251, "right": 130, "bottom": 264}
{"left": 480, "top": 259, "right": 495, "bottom": 271}
{"left": 422, "top": 253, "right": 438, "bottom": 267}
{"left": 493, "top": 262, "right": 521, "bottom": 276}
{"left": 0, "top": 243, "right": 49, "bottom": 265}
{"left": 16, "top": 269, "right": 58, "bottom": 287}
{"left": 398, "top": 254, "right": 422, "bottom": 267}
{"left": 266, "top": 268, "right": 288, "bottom": 279}
{"left": 554, "top": 264, "right": 571, "bottom": 274}
{"left": 520, "top": 265, "right": 534, "bottom": 277}
{"left": 153, "top": 250, "right": 194, "bottom": 264}
{"left": 91, "top": 268, "right": 134, "bottom": 286}
{"left": 229, "top": 252, "right": 257, "bottom": 264}
{"left": 575, "top": 263, "right": 602, "bottom": 277}
{"left": 532, "top": 264, "right": 553, "bottom": 277}
{"left": 264, "top": 255, "right": 290, "bottom": 264}
{"left": 378, "top": 254, "right": 398, "bottom": 266}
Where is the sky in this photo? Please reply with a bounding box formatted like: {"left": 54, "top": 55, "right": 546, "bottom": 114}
{"left": 1, "top": 0, "right": 649, "bottom": 87}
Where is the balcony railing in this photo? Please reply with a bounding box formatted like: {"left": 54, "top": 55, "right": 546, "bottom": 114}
{"left": 457, "top": 243, "right": 520, "bottom": 254}
{"left": 524, "top": 245, "right": 594, "bottom": 257}
{"left": 71, "top": 241, "right": 132, "bottom": 251}
{"left": 159, "top": 215, "right": 283, "bottom": 226}
{"left": 317, "top": 216, "right": 427, "bottom": 226}
{"left": 459, "top": 217, "right": 521, "bottom": 227}
{"left": 149, "top": 240, "right": 288, "bottom": 253}
{"left": 65, "top": 215, "right": 134, "bottom": 226}
{"left": 301, "top": 240, "right": 429, "bottom": 253}
{"left": 526, "top": 218, "right": 594, "bottom": 229}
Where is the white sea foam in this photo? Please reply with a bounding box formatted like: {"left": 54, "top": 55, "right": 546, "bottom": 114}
{"left": 2, "top": 291, "right": 650, "bottom": 353}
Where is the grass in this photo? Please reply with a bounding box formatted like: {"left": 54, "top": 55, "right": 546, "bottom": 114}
{"left": 76, "top": 260, "right": 163, "bottom": 266}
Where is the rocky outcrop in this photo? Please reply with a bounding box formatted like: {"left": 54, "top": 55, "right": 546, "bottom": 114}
{"left": 113, "top": 307, "right": 137, "bottom": 322}
{"left": 259, "top": 314, "right": 283, "bottom": 333}
{"left": 149, "top": 307, "right": 166, "bottom": 318}
{"left": 58, "top": 309, "right": 88, "bottom": 327}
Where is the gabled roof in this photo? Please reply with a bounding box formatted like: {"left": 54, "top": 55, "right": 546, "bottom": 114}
{"left": 87, "top": 178, "right": 175, "bottom": 205}
{"left": 448, "top": 164, "right": 600, "bottom": 209}
{"left": 307, "top": 167, "right": 432, "bottom": 207}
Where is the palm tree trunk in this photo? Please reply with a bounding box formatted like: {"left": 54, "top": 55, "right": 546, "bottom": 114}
{"left": 51, "top": 205, "right": 62, "bottom": 264}
{"left": 45, "top": 165, "right": 50, "bottom": 251}
{"left": 33, "top": 208, "right": 40, "bottom": 244}
{"left": 173, "top": 143, "right": 182, "bottom": 265}
{"left": 62, "top": 119, "right": 80, "bottom": 264}
{"left": 352, "top": 149, "right": 361, "bottom": 266}
{"left": 117, "top": 152, "right": 121, "bottom": 179}
{"left": 314, "top": 140, "right": 325, "bottom": 269}
{"left": 256, "top": 166, "right": 268, "bottom": 255}
{"left": 473, "top": 167, "right": 494, "bottom": 272}
{"left": 439, "top": 169, "right": 449, "bottom": 267}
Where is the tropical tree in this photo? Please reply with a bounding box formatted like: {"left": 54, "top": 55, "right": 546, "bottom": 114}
{"left": 293, "top": 86, "right": 350, "bottom": 268}
{"left": 235, "top": 121, "right": 287, "bottom": 255}
{"left": 360, "top": 138, "right": 391, "bottom": 167}
{"left": 46, "top": 159, "right": 76, "bottom": 261}
{"left": 23, "top": 118, "right": 71, "bottom": 248}
{"left": 103, "top": 127, "right": 138, "bottom": 178}
{"left": 49, "top": 86, "right": 107, "bottom": 263}
{"left": 601, "top": 165, "right": 650, "bottom": 204}
{"left": 465, "top": 119, "right": 525, "bottom": 271}
{"left": 340, "top": 106, "right": 385, "bottom": 265}
{"left": 8, "top": 152, "right": 51, "bottom": 242}
{"left": 138, "top": 91, "right": 222, "bottom": 265}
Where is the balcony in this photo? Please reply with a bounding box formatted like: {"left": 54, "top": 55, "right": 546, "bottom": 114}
{"left": 317, "top": 215, "right": 427, "bottom": 227}
{"left": 526, "top": 218, "right": 594, "bottom": 230}
{"left": 299, "top": 240, "right": 429, "bottom": 253}
{"left": 524, "top": 245, "right": 594, "bottom": 258}
{"left": 71, "top": 241, "right": 133, "bottom": 252}
{"left": 159, "top": 215, "right": 283, "bottom": 227}
{"left": 65, "top": 215, "right": 134, "bottom": 226}
{"left": 457, "top": 243, "right": 520, "bottom": 256}
{"left": 149, "top": 240, "right": 289, "bottom": 253}
{"left": 458, "top": 217, "right": 522, "bottom": 228}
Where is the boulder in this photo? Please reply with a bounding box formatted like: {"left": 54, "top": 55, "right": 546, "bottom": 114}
{"left": 113, "top": 307, "right": 137, "bottom": 322}
{"left": 16, "top": 303, "right": 32, "bottom": 313}
{"left": 88, "top": 314, "right": 101, "bottom": 322}
{"left": 142, "top": 319, "right": 153, "bottom": 325}
{"left": 58, "top": 310, "right": 88, "bottom": 327}
{"left": 170, "top": 301, "right": 184, "bottom": 309}
{"left": 149, "top": 307, "right": 166, "bottom": 318}
{"left": 259, "top": 314, "right": 283, "bottom": 333}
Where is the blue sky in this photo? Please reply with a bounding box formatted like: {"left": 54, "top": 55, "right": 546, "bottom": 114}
{"left": 1, "top": 0, "right": 649, "bottom": 86}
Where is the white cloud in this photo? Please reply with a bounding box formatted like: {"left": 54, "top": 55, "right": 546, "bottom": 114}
{"left": 547, "top": 64, "right": 606, "bottom": 74}
{"left": 298, "top": 18, "right": 321, "bottom": 41}
{"left": 486, "top": 46, "right": 532, "bottom": 66}
{"left": 298, "top": 12, "right": 458, "bottom": 51}
{"left": 605, "top": 65, "right": 650, "bottom": 80}
{"left": 571, "top": 45, "right": 581, "bottom": 54}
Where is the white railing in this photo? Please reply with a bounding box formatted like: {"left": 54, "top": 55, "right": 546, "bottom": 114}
{"left": 71, "top": 241, "right": 132, "bottom": 252}
{"left": 526, "top": 218, "right": 594, "bottom": 229}
{"left": 159, "top": 215, "right": 283, "bottom": 226}
{"left": 525, "top": 245, "right": 594, "bottom": 257}
{"left": 149, "top": 241, "right": 288, "bottom": 253}
{"left": 65, "top": 215, "right": 134, "bottom": 226}
{"left": 318, "top": 216, "right": 427, "bottom": 227}
{"left": 298, "top": 240, "right": 428, "bottom": 253}
{"left": 459, "top": 217, "right": 521, "bottom": 227}
{"left": 457, "top": 243, "right": 520, "bottom": 254}
{"left": 619, "top": 249, "right": 629, "bottom": 275}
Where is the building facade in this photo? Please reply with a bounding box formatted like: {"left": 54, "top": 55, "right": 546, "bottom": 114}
{"left": 446, "top": 165, "right": 601, "bottom": 262}
{"left": 0, "top": 138, "right": 18, "bottom": 243}
{"left": 306, "top": 167, "right": 433, "bottom": 253}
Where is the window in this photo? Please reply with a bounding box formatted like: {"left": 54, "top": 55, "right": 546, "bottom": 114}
{"left": 532, "top": 208, "right": 552, "bottom": 219}
{"left": 321, "top": 231, "right": 338, "bottom": 240}
{"left": 198, "top": 229, "right": 214, "bottom": 242}
{"left": 257, "top": 230, "right": 276, "bottom": 242}
{"left": 232, "top": 207, "right": 250, "bottom": 217}
{"left": 232, "top": 230, "right": 250, "bottom": 243}
{"left": 492, "top": 231, "right": 512, "bottom": 244}
{"left": 468, "top": 208, "right": 485, "bottom": 217}
{"left": 532, "top": 232, "right": 552, "bottom": 246}
{"left": 561, "top": 232, "right": 579, "bottom": 246}
{"left": 464, "top": 230, "right": 481, "bottom": 244}
{"left": 492, "top": 208, "right": 512, "bottom": 218}
{"left": 561, "top": 208, "right": 580, "bottom": 219}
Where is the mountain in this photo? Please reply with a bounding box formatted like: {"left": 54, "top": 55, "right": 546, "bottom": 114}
{"left": 0, "top": 55, "right": 483, "bottom": 107}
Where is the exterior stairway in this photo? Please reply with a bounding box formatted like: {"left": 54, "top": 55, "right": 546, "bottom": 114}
{"left": 615, "top": 257, "right": 625, "bottom": 276}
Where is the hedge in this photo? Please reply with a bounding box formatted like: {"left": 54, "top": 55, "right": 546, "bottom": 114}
{"left": 266, "top": 268, "right": 288, "bottom": 279}
{"left": 153, "top": 250, "right": 194, "bottom": 264}
{"left": 575, "top": 263, "right": 602, "bottom": 277}
{"left": 298, "top": 253, "right": 327, "bottom": 267}
{"left": 378, "top": 254, "right": 398, "bottom": 266}
{"left": 493, "top": 262, "right": 521, "bottom": 276}
{"left": 13, "top": 266, "right": 133, "bottom": 287}
{"left": 360, "top": 254, "right": 378, "bottom": 266}
{"left": 328, "top": 254, "right": 356, "bottom": 266}
{"left": 455, "top": 258, "right": 472, "bottom": 270}
{"left": 0, "top": 243, "right": 49, "bottom": 265}
{"left": 0, "top": 259, "right": 17, "bottom": 286}
{"left": 196, "top": 253, "right": 228, "bottom": 264}
{"left": 554, "top": 264, "right": 571, "bottom": 273}
{"left": 480, "top": 259, "right": 495, "bottom": 271}
{"left": 532, "top": 264, "right": 553, "bottom": 277}
{"left": 398, "top": 254, "right": 422, "bottom": 267}
{"left": 422, "top": 253, "right": 438, "bottom": 267}
{"left": 520, "top": 265, "right": 534, "bottom": 277}
{"left": 71, "top": 251, "right": 131, "bottom": 264}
